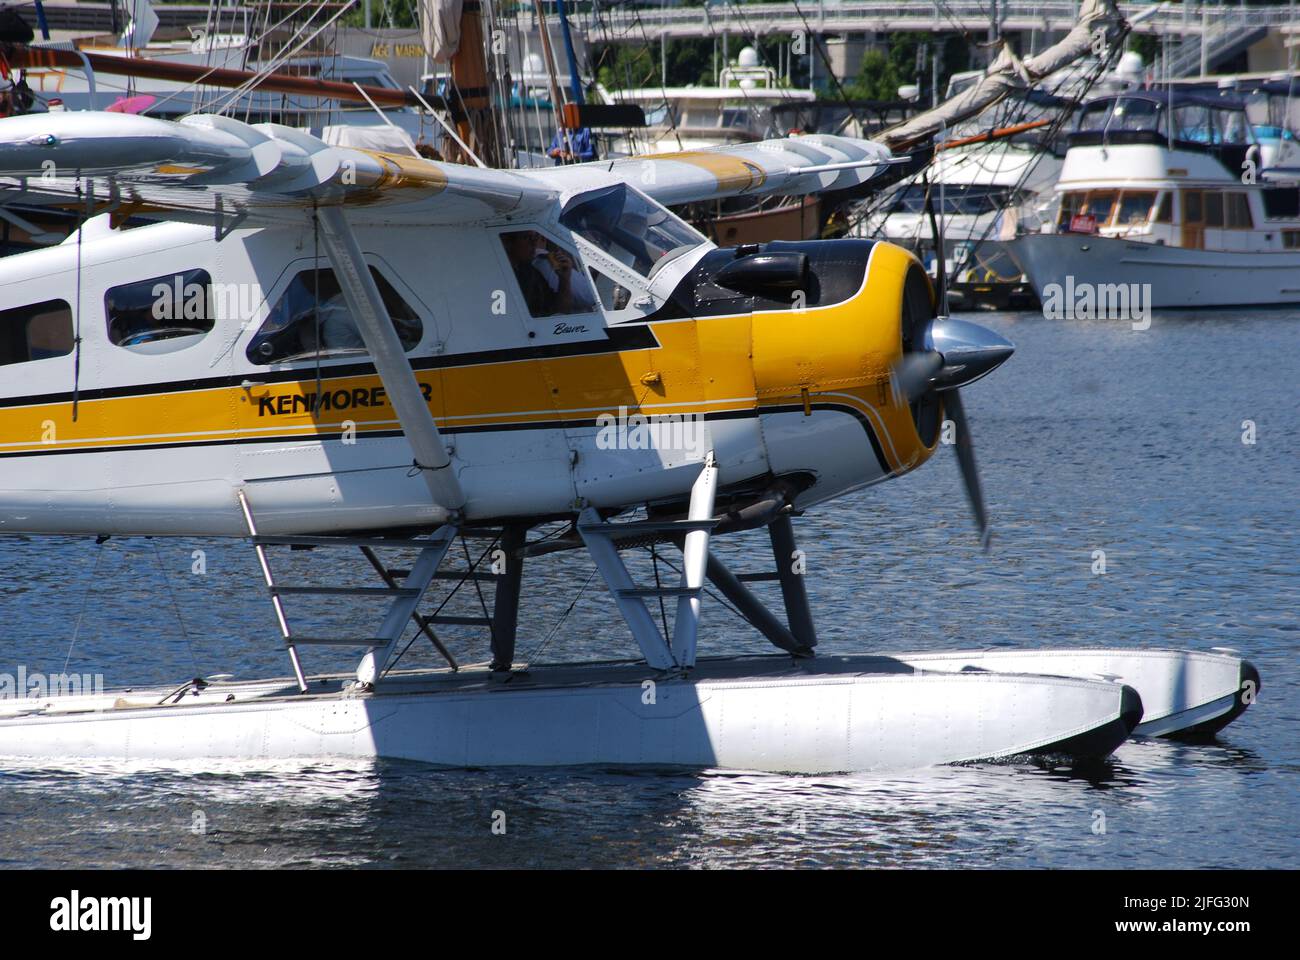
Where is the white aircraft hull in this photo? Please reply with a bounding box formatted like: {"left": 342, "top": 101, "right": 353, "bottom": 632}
{"left": 1008, "top": 234, "right": 1300, "bottom": 308}
{"left": 0, "top": 655, "right": 1144, "bottom": 774}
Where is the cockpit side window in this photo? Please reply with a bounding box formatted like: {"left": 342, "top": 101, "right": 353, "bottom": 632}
{"left": 589, "top": 268, "right": 632, "bottom": 312}
{"left": 246, "top": 266, "right": 421, "bottom": 364}
{"left": 560, "top": 184, "right": 704, "bottom": 279}
{"left": 498, "top": 231, "right": 598, "bottom": 318}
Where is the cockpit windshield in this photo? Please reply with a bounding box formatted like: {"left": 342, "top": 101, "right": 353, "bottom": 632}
{"left": 560, "top": 184, "right": 705, "bottom": 278}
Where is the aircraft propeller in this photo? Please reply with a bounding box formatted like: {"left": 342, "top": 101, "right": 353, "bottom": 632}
{"left": 892, "top": 314, "right": 1013, "bottom": 551}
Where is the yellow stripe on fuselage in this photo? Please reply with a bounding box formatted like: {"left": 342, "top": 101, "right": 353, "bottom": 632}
{"left": 0, "top": 243, "right": 935, "bottom": 477}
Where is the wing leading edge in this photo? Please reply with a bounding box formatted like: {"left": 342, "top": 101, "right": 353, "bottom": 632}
{"left": 0, "top": 111, "right": 556, "bottom": 225}
{"left": 520, "top": 134, "right": 897, "bottom": 207}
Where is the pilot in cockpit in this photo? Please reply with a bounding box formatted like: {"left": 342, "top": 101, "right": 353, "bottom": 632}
{"left": 501, "top": 230, "right": 596, "bottom": 317}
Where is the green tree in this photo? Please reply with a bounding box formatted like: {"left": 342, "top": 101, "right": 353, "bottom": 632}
{"left": 845, "top": 33, "right": 970, "bottom": 101}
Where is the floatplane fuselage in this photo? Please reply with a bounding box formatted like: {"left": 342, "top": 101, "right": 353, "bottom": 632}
{"left": 0, "top": 108, "right": 1259, "bottom": 772}
{"left": 0, "top": 211, "right": 934, "bottom": 538}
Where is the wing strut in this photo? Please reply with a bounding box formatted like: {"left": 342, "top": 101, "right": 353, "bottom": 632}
{"left": 578, "top": 453, "right": 719, "bottom": 671}
{"left": 315, "top": 206, "right": 466, "bottom": 515}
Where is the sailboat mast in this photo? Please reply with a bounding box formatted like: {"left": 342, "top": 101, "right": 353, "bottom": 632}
{"left": 447, "top": 0, "right": 501, "bottom": 167}
{"left": 555, "top": 0, "right": 583, "bottom": 106}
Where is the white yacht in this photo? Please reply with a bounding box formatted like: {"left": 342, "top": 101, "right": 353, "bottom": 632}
{"left": 602, "top": 51, "right": 816, "bottom": 155}
{"left": 851, "top": 56, "right": 1148, "bottom": 307}
{"left": 1008, "top": 90, "right": 1300, "bottom": 308}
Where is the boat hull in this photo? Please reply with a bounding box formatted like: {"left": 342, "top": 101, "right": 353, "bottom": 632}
{"left": 0, "top": 655, "right": 1140, "bottom": 774}
{"left": 1008, "top": 233, "right": 1300, "bottom": 308}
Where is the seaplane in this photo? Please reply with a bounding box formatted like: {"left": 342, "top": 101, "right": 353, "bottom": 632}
{"left": 0, "top": 15, "right": 1260, "bottom": 775}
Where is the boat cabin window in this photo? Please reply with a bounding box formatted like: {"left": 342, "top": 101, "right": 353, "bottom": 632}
{"left": 499, "top": 231, "right": 598, "bottom": 317}
{"left": 1077, "top": 100, "right": 1111, "bottom": 132}
{"left": 1111, "top": 98, "right": 1161, "bottom": 133}
{"left": 891, "top": 184, "right": 1014, "bottom": 217}
{"left": 246, "top": 266, "right": 421, "bottom": 364}
{"left": 1084, "top": 191, "right": 1117, "bottom": 226}
{"left": 105, "top": 269, "right": 215, "bottom": 349}
{"left": 1115, "top": 191, "right": 1156, "bottom": 227}
{"left": 1197, "top": 191, "right": 1252, "bottom": 229}
{"left": 1261, "top": 186, "right": 1300, "bottom": 220}
{"left": 1058, "top": 190, "right": 1125, "bottom": 231}
{"left": 1283, "top": 230, "right": 1300, "bottom": 249}
{"left": 1205, "top": 191, "right": 1225, "bottom": 227}
{"left": 1226, "top": 192, "right": 1253, "bottom": 229}
{"left": 560, "top": 183, "right": 704, "bottom": 278}
{"left": 1154, "top": 192, "right": 1174, "bottom": 224}
{"left": 1219, "top": 112, "right": 1250, "bottom": 146}
{"left": 0, "top": 299, "right": 74, "bottom": 367}
{"left": 1057, "top": 192, "right": 1085, "bottom": 230}
{"left": 1173, "top": 104, "right": 1213, "bottom": 143}
{"left": 1173, "top": 104, "right": 1252, "bottom": 145}
{"left": 720, "top": 107, "right": 750, "bottom": 130}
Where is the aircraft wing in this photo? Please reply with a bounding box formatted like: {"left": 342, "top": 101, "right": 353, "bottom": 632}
{"left": 520, "top": 134, "right": 897, "bottom": 207}
{"left": 0, "top": 111, "right": 556, "bottom": 226}
{"left": 0, "top": 112, "right": 894, "bottom": 228}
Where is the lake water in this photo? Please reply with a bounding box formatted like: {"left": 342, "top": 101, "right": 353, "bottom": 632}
{"left": 1, "top": 306, "right": 1296, "bottom": 869}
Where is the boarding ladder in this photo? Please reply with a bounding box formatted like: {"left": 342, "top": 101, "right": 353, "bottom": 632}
{"left": 237, "top": 490, "right": 516, "bottom": 692}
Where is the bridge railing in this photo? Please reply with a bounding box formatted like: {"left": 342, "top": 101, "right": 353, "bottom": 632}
{"left": 577, "top": 2, "right": 1299, "bottom": 40}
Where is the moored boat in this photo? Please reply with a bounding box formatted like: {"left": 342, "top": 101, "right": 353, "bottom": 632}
{"left": 1008, "top": 89, "right": 1300, "bottom": 308}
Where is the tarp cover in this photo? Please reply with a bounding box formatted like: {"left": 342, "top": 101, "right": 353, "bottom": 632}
{"left": 420, "top": 0, "right": 463, "bottom": 63}
{"left": 319, "top": 123, "right": 419, "bottom": 157}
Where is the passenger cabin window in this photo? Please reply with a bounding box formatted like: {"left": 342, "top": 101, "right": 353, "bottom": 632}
{"left": 498, "top": 231, "right": 598, "bottom": 318}
{"left": 106, "top": 269, "right": 215, "bottom": 348}
{"left": 0, "top": 299, "right": 74, "bottom": 367}
{"left": 246, "top": 266, "right": 421, "bottom": 364}
{"left": 560, "top": 183, "right": 704, "bottom": 279}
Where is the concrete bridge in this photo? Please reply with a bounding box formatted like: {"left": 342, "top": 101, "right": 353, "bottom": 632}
{"left": 579, "top": 1, "right": 1296, "bottom": 40}
{"left": 576, "top": 2, "right": 1298, "bottom": 80}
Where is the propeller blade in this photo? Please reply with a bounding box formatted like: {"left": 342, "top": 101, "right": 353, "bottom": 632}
{"left": 945, "top": 390, "right": 991, "bottom": 551}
